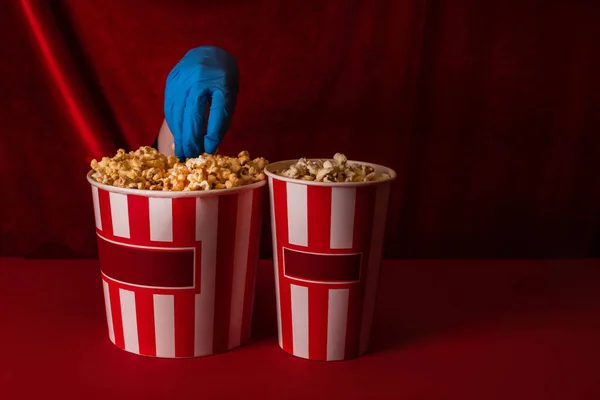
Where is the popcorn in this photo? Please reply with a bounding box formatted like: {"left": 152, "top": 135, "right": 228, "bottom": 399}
{"left": 90, "top": 147, "right": 268, "bottom": 191}
{"left": 277, "top": 153, "right": 390, "bottom": 183}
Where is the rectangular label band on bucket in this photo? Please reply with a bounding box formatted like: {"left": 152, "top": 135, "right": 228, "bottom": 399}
{"left": 98, "top": 234, "right": 197, "bottom": 290}
{"left": 282, "top": 247, "right": 361, "bottom": 284}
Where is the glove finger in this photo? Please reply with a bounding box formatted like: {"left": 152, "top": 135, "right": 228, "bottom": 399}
{"left": 178, "top": 85, "right": 210, "bottom": 159}
{"left": 205, "top": 89, "right": 234, "bottom": 154}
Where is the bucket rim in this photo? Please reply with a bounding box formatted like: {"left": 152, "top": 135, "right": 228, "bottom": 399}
{"left": 87, "top": 171, "right": 266, "bottom": 198}
{"left": 264, "top": 159, "right": 397, "bottom": 187}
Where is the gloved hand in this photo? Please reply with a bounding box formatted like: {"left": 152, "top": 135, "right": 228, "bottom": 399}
{"left": 164, "top": 46, "right": 239, "bottom": 159}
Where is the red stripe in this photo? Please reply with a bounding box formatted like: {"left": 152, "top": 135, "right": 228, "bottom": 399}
{"left": 127, "top": 195, "right": 150, "bottom": 242}
{"left": 194, "top": 245, "right": 202, "bottom": 295}
{"left": 212, "top": 193, "right": 238, "bottom": 353}
{"left": 98, "top": 189, "right": 113, "bottom": 236}
{"left": 273, "top": 178, "right": 294, "bottom": 353}
{"left": 174, "top": 293, "right": 196, "bottom": 357}
{"left": 134, "top": 291, "right": 156, "bottom": 356}
{"left": 352, "top": 186, "right": 376, "bottom": 253}
{"left": 308, "top": 286, "right": 329, "bottom": 360}
{"left": 241, "top": 187, "right": 264, "bottom": 343}
{"left": 307, "top": 186, "right": 332, "bottom": 252}
{"left": 107, "top": 281, "right": 124, "bottom": 349}
{"left": 346, "top": 186, "right": 377, "bottom": 358}
{"left": 343, "top": 285, "right": 361, "bottom": 359}
{"left": 172, "top": 197, "right": 196, "bottom": 246}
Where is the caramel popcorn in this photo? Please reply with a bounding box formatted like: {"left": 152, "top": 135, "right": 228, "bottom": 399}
{"left": 277, "top": 153, "right": 391, "bottom": 183}
{"left": 90, "top": 146, "right": 268, "bottom": 191}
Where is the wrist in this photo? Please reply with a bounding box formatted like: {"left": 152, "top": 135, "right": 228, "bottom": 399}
{"left": 158, "top": 119, "right": 175, "bottom": 156}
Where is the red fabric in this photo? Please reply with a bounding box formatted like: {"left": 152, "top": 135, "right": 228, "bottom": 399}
{"left": 2, "top": 1, "right": 600, "bottom": 259}
{"left": 1, "top": 258, "right": 599, "bottom": 398}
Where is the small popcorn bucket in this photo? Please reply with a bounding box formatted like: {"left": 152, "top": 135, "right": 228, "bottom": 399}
{"left": 264, "top": 160, "right": 396, "bottom": 361}
{"left": 87, "top": 173, "right": 266, "bottom": 358}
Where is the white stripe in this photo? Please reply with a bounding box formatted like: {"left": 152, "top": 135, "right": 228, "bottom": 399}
{"left": 102, "top": 280, "right": 114, "bottom": 343}
{"left": 248, "top": 195, "right": 264, "bottom": 335}
{"left": 119, "top": 289, "right": 139, "bottom": 354}
{"left": 327, "top": 289, "right": 350, "bottom": 361}
{"left": 154, "top": 294, "right": 175, "bottom": 357}
{"left": 91, "top": 186, "right": 102, "bottom": 230}
{"left": 290, "top": 284, "right": 309, "bottom": 358}
{"left": 330, "top": 187, "right": 356, "bottom": 249}
{"left": 269, "top": 178, "right": 283, "bottom": 348}
{"left": 359, "top": 183, "right": 390, "bottom": 355}
{"left": 149, "top": 198, "right": 173, "bottom": 242}
{"left": 109, "top": 192, "right": 130, "bottom": 238}
{"left": 229, "top": 190, "right": 253, "bottom": 348}
{"left": 194, "top": 196, "right": 219, "bottom": 356}
{"left": 286, "top": 183, "right": 308, "bottom": 247}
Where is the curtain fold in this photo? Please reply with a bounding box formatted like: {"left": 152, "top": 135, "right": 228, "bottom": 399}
{"left": 1, "top": 0, "right": 599, "bottom": 259}
{"left": 18, "top": 0, "right": 115, "bottom": 160}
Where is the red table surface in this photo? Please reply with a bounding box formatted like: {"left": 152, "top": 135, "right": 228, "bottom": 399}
{"left": 1, "top": 258, "right": 599, "bottom": 399}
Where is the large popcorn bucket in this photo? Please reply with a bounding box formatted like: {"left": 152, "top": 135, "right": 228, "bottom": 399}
{"left": 264, "top": 160, "right": 396, "bottom": 361}
{"left": 87, "top": 173, "right": 266, "bottom": 358}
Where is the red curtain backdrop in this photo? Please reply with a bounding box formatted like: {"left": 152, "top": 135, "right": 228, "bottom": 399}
{"left": 1, "top": 0, "right": 599, "bottom": 259}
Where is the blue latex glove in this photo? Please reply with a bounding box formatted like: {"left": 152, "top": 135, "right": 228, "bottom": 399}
{"left": 164, "top": 46, "right": 239, "bottom": 158}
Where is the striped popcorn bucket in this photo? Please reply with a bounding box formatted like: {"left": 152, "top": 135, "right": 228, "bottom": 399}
{"left": 264, "top": 160, "right": 396, "bottom": 361}
{"left": 87, "top": 173, "right": 266, "bottom": 358}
